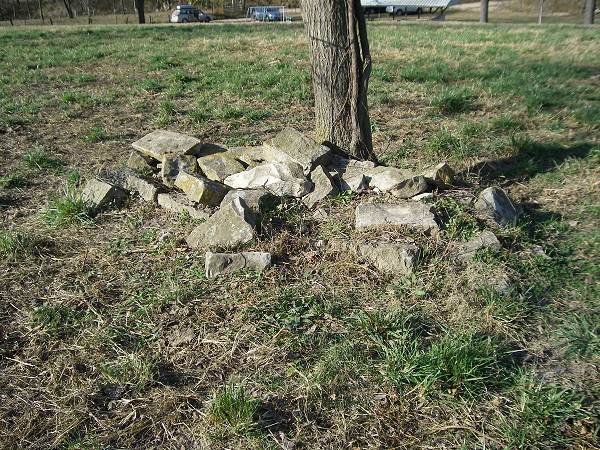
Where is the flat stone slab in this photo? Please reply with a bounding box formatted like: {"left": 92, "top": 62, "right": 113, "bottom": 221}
{"left": 475, "top": 187, "right": 520, "bottom": 227}
{"left": 126, "top": 173, "right": 165, "bottom": 203}
{"left": 161, "top": 155, "right": 198, "bottom": 187}
{"left": 329, "top": 167, "right": 369, "bottom": 193}
{"left": 205, "top": 251, "right": 271, "bottom": 278}
{"left": 157, "top": 193, "right": 210, "bottom": 220}
{"left": 82, "top": 178, "right": 128, "bottom": 212}
{"left": 303, "top": 165, "right": 338, "bottom": 208}
{"left": 174, "top": 171, "right": 229, "bottom": 206}
{"left": 455, "top": 230, "right": 501, "bottom": 261}
{"left": 224, "top": 162, "right": 312, "bottom": 198}
{"left": 422, "top": 162, "right": 455, "bottom": 187}
{"left": 132, "top": 130, "right": 202, "bottom": 161}
{"left": 197, "top": 152, "right": 246, "bottom": 182}
{"left": 390, "top": 176, "right": 429, "bottom": 199}
{"left": 127, "top": 151, "right": 156, "bottom": 175}
{"left": 186, "top": 196, "right": 257, "bottom": 250}
{"left": 365, "top": 166, "right": 417, "bottom": 192}
{"left": 330, "top": 239, "right": 417, "bottom": 274}
{"left": 263, "top": 128, "right": 331, "bottom": 174}
{"left": 355, "top": 202, "right": 438, "bottom": 234}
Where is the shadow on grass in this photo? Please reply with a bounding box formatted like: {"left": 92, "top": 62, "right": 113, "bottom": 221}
{"left": 468, "top": 139, "right": 594, "bottom": 183}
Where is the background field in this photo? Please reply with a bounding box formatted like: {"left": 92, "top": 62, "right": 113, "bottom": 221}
{"left": 1, "top": 21, "right": 599, "bottom": 449}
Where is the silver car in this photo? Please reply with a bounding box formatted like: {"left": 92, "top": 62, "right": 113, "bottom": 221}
{"left": 170, "top": 5, "right": 211, "bottom": 23}
{"left": 386, "top": 5, "right": 424, "bottom": 16}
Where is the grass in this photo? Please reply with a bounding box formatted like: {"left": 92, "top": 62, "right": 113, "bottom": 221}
{"left": 209, "top": 383, "right": 259, "bottom": 436}
{"left": 0, "top": 20, "right": 599, "bottom": 450}
{"left": 41, "top": 187, "right": 92, "bottom": 227}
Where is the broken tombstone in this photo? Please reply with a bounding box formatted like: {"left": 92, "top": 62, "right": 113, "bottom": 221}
{"left": 355, "top": 202, "right": 439, "bottom": 235}
{"left": 81, "top": 177, "right": 128, "bottom": 212}
{"left": 263, "top": 127, "right": 331, "bottom": 174}
{"left": 186, "top": 196, "right": 257, "bottom": 250}
{"left": 224, "top": 162, "right": 313, "bottom": 198}
{"left": 197, "top": 152, "right": 246, "bottom": 182}
{"left": 455, "top": 230, "right": 501, "bottom": 262}
{"left": 125, "top": 173, "right": 165, "bottom": 203}
{"left": 174, "top": 171, "right": 229, "bottom": 206}
{"left": 157, "top": 193, "right": 211, "bottom": 220}
{"left": 161, "top": 154, "right": 198, "bottom": 187}
{"left": 132, "top": 129, "right": 202, "bottom": 161}
{"left": 205, "top": 251, "right": 271, "bottom": 278}
{"left": 303, "top": 165, "right": 338, "bottom": 208}
{"left": 475, "top": 187, "right": 520, "bottom": 227}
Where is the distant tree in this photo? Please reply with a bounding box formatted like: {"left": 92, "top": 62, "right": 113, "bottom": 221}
{"left": 63, "top": 0, "right": 74, "bottom": 18}
{"left": 584, "top": 0, "right": 596, "bottom": 25}
{"left": 301, "top": 0, "right": 374, "bottom": 160}
{"left": 37, "top": 0, "right": 44, "bottom": 21}
{"left": 135, "top": 0, "right": 145, "bottom": 23}
{"left": 480, "top": 0, "right": 489, "bottom": 23}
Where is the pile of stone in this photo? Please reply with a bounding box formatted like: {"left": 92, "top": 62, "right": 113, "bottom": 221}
{"left": 81, "top": 128, "right": 521, "bottom": 278}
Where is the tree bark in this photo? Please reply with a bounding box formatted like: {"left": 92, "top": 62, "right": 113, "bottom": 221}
{"left": 584, "top": 0, "right": 596, "bottom": 25}
{"left": 538, "top": 0, "right": 544, "bottom": 24}
{"left": 37, "top": 0, "right": 44, "bottom": 21}
{"left": 301, "top": 0, "right": 374, "bottom": 160}
{"left": 480, "top": 0, "right": 488, "bottom": 23}
{"left": 63, "top": 0, "right": 73, "bottom": 18}
{"left": 135, "top": 0, "right": 145, "bottom": 23}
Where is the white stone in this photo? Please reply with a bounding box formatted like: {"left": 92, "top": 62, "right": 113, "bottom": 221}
{"left": 205, "top": 251, "right": 271, "bottom": 278}
{"left": 263, "top": 127, "right": 331, "bottom": 174}
{"left": 157, "top": 193, "right": 210, "bottom": 220}
{"left": 303, "top": 166, "right": 338, "bottom": 208}
{"left": 475, "top": 187, "right": 520, "bottom": 227}
{"left": 132, "top": 130, "right": 201, "bottom": 161}
{"left": 355, "top": 202, "right": 438, "bottom": 235}
{"left": 224, "top": 162, "right": 312, "bottom": 198}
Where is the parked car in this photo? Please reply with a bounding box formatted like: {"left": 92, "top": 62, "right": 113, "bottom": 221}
{"left": 170, "top": 5, "right": 211, "bottom": 23}
{"left": 252, "top": 6, "right": 284, "bottom": 21}
{"left": 386, "top": 5, "right": 424, "bottom": 16}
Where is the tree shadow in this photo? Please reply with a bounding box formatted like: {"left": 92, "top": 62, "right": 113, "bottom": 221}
{"left": 466, "top": 139, "right": 594, "bottom": 184}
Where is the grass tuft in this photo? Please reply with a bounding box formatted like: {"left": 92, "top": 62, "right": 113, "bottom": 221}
{"left": 22, "top": 146, "right": 65, "bottom": 170}
{"left": 209, "top": 383, "right": 258, "bottom": 436}
{"left": 41, "top": 186, "right": 92, "bottom": 227}
{"left": 431, "top": 88, "right": 476, "bottom": 114}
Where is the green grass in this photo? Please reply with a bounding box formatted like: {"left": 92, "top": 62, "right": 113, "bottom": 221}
{"left": 41, "top": 187, "right": 92, "bottom": 227}
{"left": 22, "top": 147, "right": 65, "bottom": 170}
{"left": 209, "top": 383, "right": 259, "bottom": 436}
{"left": 0, "top": 21, "right": 599, "bottom": 450}
{"left": 0, "top": 172, "right": 28, "bottom": 189}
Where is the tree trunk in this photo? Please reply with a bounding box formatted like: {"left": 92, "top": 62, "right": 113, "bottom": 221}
{"left": 37, "top": 0, "right": 44, "bottom": 21}
{"left": 63, "top": 0, "right": 73, "bottom": 18}
{"left": 584, "top": 0, "right": 596, "bottom": 25}
{"left": 480, "top": 0, "right": 488, "bottom": 23}
{"left": 538, "top": 0, "right": 544, "bottom": 24}
{"left": 135, "top": 0, "right": 145, "bottom": 23}
{"left": 301, "top": 0, "right": 373, "bottom": 160}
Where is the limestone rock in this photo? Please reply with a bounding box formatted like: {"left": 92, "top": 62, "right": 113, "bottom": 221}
{"left": 224, "top": 162, "right": 312, "bottom": 198}
{"left": 329, "top": 168, "right": 369, "bottom": 193}
{"left": 455, "top": 230, "right": 501, "bottom": 261}
{"left": 390, "top": 176, "right": 429, "bottom": 199}
{"left": 367, "top": 166, "right": 416, "bottom": 192}
{"left": 264, "top": 128, "right": 331, "bottom": 174}
{"left": 329, "top": 154, "right": 377, "bottom": 170}
{"left": 157, "top": 193, "right": 210, "bottom": 220}
{"left": 132, "top": 130, "right": 201, "bottom": 161}
{"left": 422, "top": 162, "right": 455, "bottom": 187}
{"left": 197, "top": 153, "right": 246, "bottom": 182}
{"left": 358, "top": 242, "right": 418, "bottom": 274}
{"left": 81, "top": 178, "right": 128, "bottom": 212}
{"left": 355, "top": 202, "right": 438, "bottom": 234}
{"left": 126, "top": 173, "right": 165, "bottom": 203}
{"left": 127, "top": 151, "right": 156, "bottom": 175}
{"left": 475, "top": 187, "right": 520, "bottom": 227}
{"left": 186, "top": 197, "right": 257, "bottom": 250}
{"left": 303, "top": 166, "right": 338, "bottom": 208}
{"left": 161, "top": 155, "right": 198, "bottom": 187}
{"left": 174, "top": 171, "right": 229, "bottom": 206}
{"left": 412, "top": 192, "right": 434, "bottom": 202}
{"left": 329, "top": 239, "right": 418, "bottom": 274}
{"left": 205, "top": 251, "right": 271, "bottom": 278}
{"left": 222, "top": 189, "right": 273, "bottom": 215}
{"left": 230, "top": 146, "right": 267, "bottom": 167}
